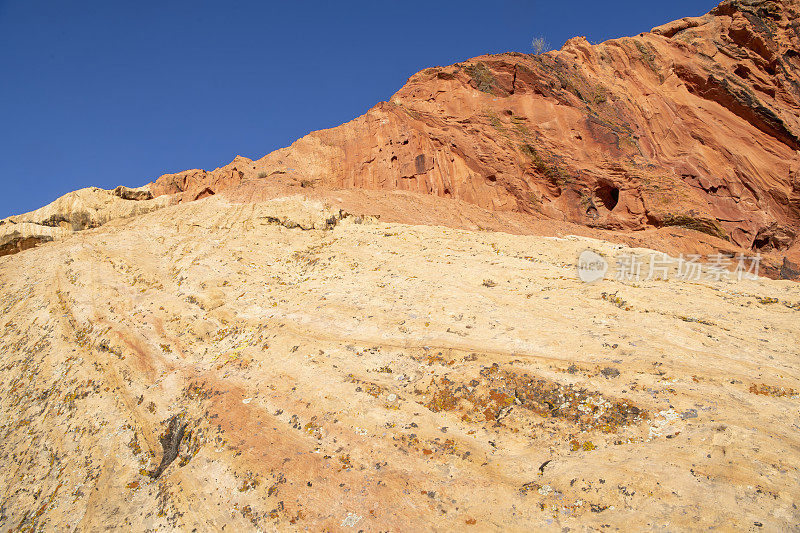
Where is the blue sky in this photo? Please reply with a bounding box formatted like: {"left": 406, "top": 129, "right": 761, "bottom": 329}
{"left": 0, "top": 0, "right": 718, "bottom": 218}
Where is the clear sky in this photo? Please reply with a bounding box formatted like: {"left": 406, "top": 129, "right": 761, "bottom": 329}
{"left": 0, "top": 0, "right": 718, "bottom": 218}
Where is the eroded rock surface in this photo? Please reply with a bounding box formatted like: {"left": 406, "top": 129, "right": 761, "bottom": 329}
{"left": 0, "top": 195, "right": 798, "bottom": 530}
{"left": 145, "top": 0, "right": 800, "bottom": 275}
{"left": 0, "top": 223, "right": 71, "bottom": 257}
{"left": 2, "top": 1, "right": 800, "bottom": 530}
{"left": 0, "top": 187, "right": 174, "bottom": 256}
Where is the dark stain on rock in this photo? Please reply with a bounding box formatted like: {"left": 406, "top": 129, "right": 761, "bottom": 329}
{"left": 415, "top": 154, "right": 426, "bottom": 174}
{"left": 149, "top": 415, "right": 188, "bottom": 479}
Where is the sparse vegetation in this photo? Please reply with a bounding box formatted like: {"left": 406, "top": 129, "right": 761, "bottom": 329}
{"left": 678, "top": 316, "right": 715, "bottom": 326}
{"left": 662, "top": 214, "right": 728, "bottom": 240}
{"left": 601, "top": 291, "right": 629, "bottom": 310}
{"left": 257, "top": 171, "right": 268, "bottom": 179}
{"left": 465, "top": 62, "right": 495, "bottom": 93}
{"left": 634, "top": 40, "right": 660, "bottom": 77}
{"left": 486, "top": 111, "right": 504, "bottom": 132}
{"left": 520, "top": 143, "right": 568, "bottom": 185}
{"left": 749, "top": 384, "right": 798, "bottom": 398}
{"left": 531, "top": 37, "right": 550, "bottom": 55}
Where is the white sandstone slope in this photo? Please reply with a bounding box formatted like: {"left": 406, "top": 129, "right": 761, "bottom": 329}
{"left": 0, "top": 194, "right": 798, "bottom": 531}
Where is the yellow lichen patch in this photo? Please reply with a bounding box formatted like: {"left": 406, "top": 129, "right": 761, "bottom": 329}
{"left": 755, "top": 297, "right": 779, "bottom": 305}
{"left": 601, "top": 292, "right": 630, "bottom": 310}
{"left": 419, "top": 364, "right": 646, "bottom": 432}
{"left": 571, "top": 440, "right": 597, "bottom": 451}
{"left": 127, "top": 433, "right": 142, "bottom": 456}
{"left": 424, "top": 378, "right": 460, "bottom": 412}
{"left": 237, "top": 472, "right": 260, "bottom": 492}
{"left": 410, "top": 349, "right": 457, "bottom": 366}
{"left": 749, "top": 383, "right": 798, "bottom": 398}
{"left": 678, "top": 316, "right": 715, "bottom": 326}
{"left": 364, "top": 383, "right": 382, "bottom": 398}
{"left": 396, "top": 434, "right": 472, "bottom": 462}
{"left": 338, "top": 454, "right": 353, "bottom": 471}
{"left": 214, "top": 351, "right": 252, "bottom": 371}
{"left": 182, "top": 381, "right": 219, "bottom": 401}
{"left": 346, "top": 374, "right": 388, "bottom": 400}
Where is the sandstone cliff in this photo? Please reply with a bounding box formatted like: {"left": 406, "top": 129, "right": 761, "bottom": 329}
{"left": 145, "top": 0, "right": 800, "bottom": 277}
{"left": 2, "top": 3, "right": 800, "bottom": 530}
{"left": 0, "top": 187, "right": 173, "bottom": 257}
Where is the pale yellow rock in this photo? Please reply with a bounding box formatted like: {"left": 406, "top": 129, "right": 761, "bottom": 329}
{"left": 0, "top": 195, "right": 798, "bottom": 531}
{"left": 2, "top": 186, "right": 174, "bottom": 231}
{"left": 0, "top": 222, "right": 71, "bottom": 251}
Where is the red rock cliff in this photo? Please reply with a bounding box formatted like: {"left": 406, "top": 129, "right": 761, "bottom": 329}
{"left": 150, "top": 0, "right": 800, "bottom": 271}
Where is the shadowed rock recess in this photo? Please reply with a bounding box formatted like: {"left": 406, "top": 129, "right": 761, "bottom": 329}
{"left": 1, "top": 1, "right": 800, "bottom": 531}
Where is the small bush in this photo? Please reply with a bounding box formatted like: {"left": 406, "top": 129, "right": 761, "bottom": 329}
{"left": 531, "top": 37, "right": 550, "bottom": 55}
{"left": 465, "top": 62, "right": 495, "bottom": 93}
{"left": 520, "top": 143, "right": 568, "bottom": 185}
{"left": 601, "top": 291, "right": 629, "bottom": 310}
{"left": 662, "top": 214, "right": 727, "bottom": 240}
{"left": 257, "top": 171, "right": 268, "bottom": 179}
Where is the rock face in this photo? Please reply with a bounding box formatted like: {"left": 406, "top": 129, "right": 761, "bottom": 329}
{"left": 0, "top": 223, "right": 71, "bottom": 257}
{"left": 147, "top": 0, "right": 800, "bottom": 276}
{"left": 1, "top": 195, "right": 799, "bottom": 530}
{"left": 2, "top": 187, "right": 173, "bottom": 231}
{"left": 2, "top": 2, "right": 800, "bottom": 530}
{"left": 0, "top": 187, "right": 174, "bottom": 256}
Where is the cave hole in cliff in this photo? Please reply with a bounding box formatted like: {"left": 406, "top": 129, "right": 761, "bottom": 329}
{"left": 734, "top": 65, "right": 750, "bottom": 79}
{"left": 752, "top": 235, "right": 772, "bottom": 252}
{"left": 194, "top": 187, "right": 215, "bottom": 201}
{"left": 595, "top": 183, "right": 619, "bottom": 211}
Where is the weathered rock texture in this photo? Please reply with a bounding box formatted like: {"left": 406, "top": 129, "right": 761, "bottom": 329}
{"left": 2, "top": 2, "right": 800, "bottom": 531}
{"left": 0, "top": 187, "right": 175, "bottom": 257}
{"left": 0, "top": 195, "right": 798, "bottom": 530}
{"left": 145, "top": 0, "right": 800, "bottom": 277}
